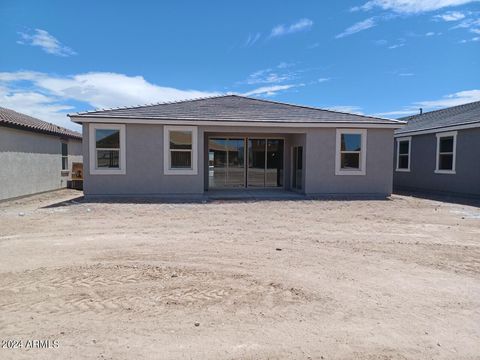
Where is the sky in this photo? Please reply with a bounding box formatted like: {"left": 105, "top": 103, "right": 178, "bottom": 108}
{"left": 0, "top": 0, "right": 479, "bottom": 131}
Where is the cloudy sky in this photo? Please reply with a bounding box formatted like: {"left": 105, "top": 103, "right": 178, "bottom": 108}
{"left": 0, "top": 0, "right": 479, "bottom": 130}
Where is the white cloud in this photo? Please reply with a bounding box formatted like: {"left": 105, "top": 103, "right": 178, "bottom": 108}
{"left": 375, "top": 89, "right": 480, "bottom": 117}
{"left": 388, "top": 43, "right": 405, "bottom": 49}
{"left": 270, "top": 18, "right": 313, "bottom": 37}
{"left": 425, "top": 31, "right": 436, "bottom": 35}
{"left": 0, "top": 85, "right": 77, "bottom": 130}
{"left": 326, "top": 105, "right": 364, "bottom": 114}
{"left": 352, "top": 0, "right": 477, "bottom": 14}
{"left": 452, "top": 17, "right": 480, "bottom": 36}
{"left": 17, "top": 29, "right": 76, "bottom": 57}
{"left": 459, "top": 35, "right": 480, "bottom": 42}
{"left": 244, "top": 69, "right": 295, "bottom": 85}
{"left": 317, "top": 78, "right": 330, "bottom": 83}
{"left": 434, "top": 11, "right": 466, "bottom": 21}
{"left": 0, "top": 71, "right": 219, "bottom": 130}
{"left": 244, "top": 32, "right": 261, "bottom": 47}
{"left": 242, "top": 84, "right": 300, "bottom": 97}
{"left": 399, "top": 73, "right": 414, "bottom": 76}
{"left": 243, "top": 63, "right": 299, "bottom": 85}
{"left": 336, "top": 18, "right": 376, "bottom": 38}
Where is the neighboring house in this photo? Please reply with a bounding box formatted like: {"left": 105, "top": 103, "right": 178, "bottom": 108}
{"left": 68, "top": 95, "right": 404, "bottom": 198}
{"left": 0, "top": 107, "right": 83, "bottom": 201}
{"left": 393, "top": 101, "right": 480, "bottom": 197}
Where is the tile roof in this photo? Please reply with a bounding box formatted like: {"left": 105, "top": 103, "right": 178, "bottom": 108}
{"left": 0, "top": 107, "right": 81, "bottom": 139}
{"left": 396, "top": 100, "right": 480, "bottom": 135}
{"left": 69, "top": 95, "right": 402, "bottom": 125}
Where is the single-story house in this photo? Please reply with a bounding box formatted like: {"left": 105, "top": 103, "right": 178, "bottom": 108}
{"left": 68, "top": 95, "right": 404, "bottom": 198}
{"left": 0, "top": 107, "right": 83, "bottom": 201}
{"left": 393, "top": 100, "right": 480, "bottom": 197}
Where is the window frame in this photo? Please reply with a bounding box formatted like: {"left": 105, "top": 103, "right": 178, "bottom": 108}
{"left": 335, "top": 129, "right": 367, "bottom": 176}
{"left": 89, "top": 124, "right": 126, "bottom": 175}
{"left": 435, "top": 131, "right": 457, "bottom": 175}
{"left": 395, "top": 136, "right": 411, "bottom": 172}
{"left": 163, "top": 125, "right": 198, "bottom": 175}
{"left": 61, "top": 142, "right": 69, "bottom": 171}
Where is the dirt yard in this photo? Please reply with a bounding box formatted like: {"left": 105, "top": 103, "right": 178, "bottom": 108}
{"left": 0, "top": 190, "right": 479, "bottom": 360}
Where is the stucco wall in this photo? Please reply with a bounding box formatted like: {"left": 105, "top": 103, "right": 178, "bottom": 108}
{"left": 83, "top": 123, "right": 394, "bottom": 197}
{"left": 0, "top": 126, "right": 83, "bottom": 201}
{"left": 83, "top": 123, "right": 205, "bottom": 196}
{"left": 304, "top": 128, "right": 394, "bottom": 196}
{"left": 393, "top": 128, "right": 480, "bottom": 196}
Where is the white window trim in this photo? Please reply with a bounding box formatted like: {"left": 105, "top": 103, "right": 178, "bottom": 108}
{"left": 335, "top": 129, "right": 367, "bottom": 176}
{"left": 395, "top": 136, "right": 411, "bottom": 172}
{"left": 435, "top": 131, "right": 457, "bottom": 175}
{"left": 164, "top": 125, "right": 198, "bottom": 175}
{"left": 89, "top": 124, "right": 126, "bottom": 175}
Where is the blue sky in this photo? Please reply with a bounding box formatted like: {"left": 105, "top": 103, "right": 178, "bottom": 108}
{"left": 0, "top": 0, "right": 479, "bottom": 130}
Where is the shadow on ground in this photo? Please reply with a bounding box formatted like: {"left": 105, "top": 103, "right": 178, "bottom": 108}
{"left": 42, "top": 193, "right": 392, "bottom": 208}
{"left": 394, "top": 190, "right": 480, "bottom": 208}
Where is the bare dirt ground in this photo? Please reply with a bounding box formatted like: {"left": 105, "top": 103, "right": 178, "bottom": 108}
{"left": 0, "top": 189, "right": 479, "bottom": 360}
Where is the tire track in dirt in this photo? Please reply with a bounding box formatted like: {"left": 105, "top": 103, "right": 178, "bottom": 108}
{"left": 0, "top": 264, "right": 325, "bottom": 320}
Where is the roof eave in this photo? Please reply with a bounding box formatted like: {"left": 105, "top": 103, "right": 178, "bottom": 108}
{"left": 69, "top": 115, "right": 405, "bottom": 128}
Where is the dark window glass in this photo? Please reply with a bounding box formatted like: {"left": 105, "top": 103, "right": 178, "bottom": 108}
{"left": 170, "top": 131, "right": 192, "bottom": 149}
{"left": 61, "top": 143, "right": 68, "bottom": 170}
{"left": 439, "top": 154, "right": 453, "bottom": 170}
{"left": 341, "top": 134, "right": 361, "bottom": 151}
{"left": 341, "top": 153, "right": 360, "bottom": 169}
{"left": 171, "top": 151, "right": 191, "bottom": 168}
{"left": 62, "top": 143, "right": 68, "bottom": 156}
{"left": 297, "top": 147, "right": 303, "bottom": 170}
{"left": 399, "top": 141, "right": 409, "bottom": 155}
{"left": 97, "top": 150, "right": 119, "bottom": 168}
{"left": 398, "top": 155, "right": 409, "bottom": 169}
{"left": 96, "top": 130, "right": 120, "bottom": 148}
{"left": 439, "top": 137, "right": 453, "bottom": 153}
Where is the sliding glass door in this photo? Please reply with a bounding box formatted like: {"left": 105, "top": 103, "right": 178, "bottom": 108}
{"left": 209, "top": 137, "right": 283, "bottom": 189}
{"left": 208, "top": 138, "right": 245, "bottom": 188}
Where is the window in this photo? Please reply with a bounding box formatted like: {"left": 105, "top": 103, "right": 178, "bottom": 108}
{"left": 396, "top": 137, "right": 411, "bottom": 172}
{"left": 435, "top": 131, "right": 457, "bottom": 174}
{"left": 164, "top": 126, "right": 198, "bottom": 175}
{"left": 61, "top": 142, "right": 68, "bottom": 170}
{"left": 89, "top": 124, "right": 126, "bottom": 175}
{"left": 335, "top": 129, "right": 367, "bottom": 175}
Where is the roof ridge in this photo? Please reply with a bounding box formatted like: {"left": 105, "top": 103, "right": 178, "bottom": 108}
{"left": 231, "top": 95, "right": 402, "bottom": 123}
{"left": 399, "top": 100, "right": 480, "bottom": 121}
{"left": 70, "top": 93, "right": 230, "bottom": 116}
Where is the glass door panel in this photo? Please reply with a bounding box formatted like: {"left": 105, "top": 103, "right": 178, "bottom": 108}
{"left": 247, "top": 139, "right": 266, "bottom": 187}
{"left": 266, "top": 139, "right": 284, "bottom": 187}
{"left": 208, "top": 138, "right": 227, "bottom": 188}
{"left": 226, "top": 139, "right": 245, "bottom": 188}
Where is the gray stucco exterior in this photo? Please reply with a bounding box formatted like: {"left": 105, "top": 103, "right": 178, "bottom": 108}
{"left": 394, "top": 128, "right": 480, "bottom": 197}
{"left": 82, "top": 123, "right": 395, "bottom": 198}
{"left": 0, "top": 126, "right": 83, "bottom": 201}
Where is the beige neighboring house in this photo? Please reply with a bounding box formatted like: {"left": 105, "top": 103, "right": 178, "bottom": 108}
{"left": 0, "top": 107, "right": 82, "bottom": 201}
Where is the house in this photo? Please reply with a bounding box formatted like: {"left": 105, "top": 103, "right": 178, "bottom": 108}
{"left": 68, "top": 95, "right": 404, "bottom": 198}
{"left": 393, "top": 100, "right": 480, "bottom": 197}
{"left": 0, "top": 107, "right": 83, "bottom": 201}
